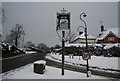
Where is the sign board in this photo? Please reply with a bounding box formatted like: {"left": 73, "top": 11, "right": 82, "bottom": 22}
{"left": 82, "top": 51, "right": 91, "bottom": 60}
{"left": 56, "top": 12, "right": 70, "bottom": 31}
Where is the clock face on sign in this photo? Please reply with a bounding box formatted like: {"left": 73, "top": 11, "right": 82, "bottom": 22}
{"left": 60, "top": 19, "right": 68, "bottom": 30}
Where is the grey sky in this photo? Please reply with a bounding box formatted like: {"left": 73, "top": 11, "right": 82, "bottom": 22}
{"left": 2, "top": 2, "right": 118, "bottom": 47}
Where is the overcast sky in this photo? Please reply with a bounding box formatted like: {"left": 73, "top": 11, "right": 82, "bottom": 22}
{"left": 2, "top": 2, "right": 118, "bottom": 47}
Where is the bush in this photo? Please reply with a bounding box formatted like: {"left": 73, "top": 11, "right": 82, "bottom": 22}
{"left": 109, "top": 46, "right": 120, "bottom": 57}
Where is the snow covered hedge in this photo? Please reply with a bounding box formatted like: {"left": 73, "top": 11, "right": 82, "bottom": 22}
{"left": 64, "top": 43, "right": 120, "bottom": 57}
{"left": 103, "top": 46, "right": 120, "bottom": 57}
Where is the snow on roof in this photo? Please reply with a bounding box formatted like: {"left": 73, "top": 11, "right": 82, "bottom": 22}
{"left": 65, "top": 43, "right": 102, "bottom": 47}
{"left": 34, "top": 60, "right": 46, "bottom": 65}
{"left": 97, "top": 27, "right": 119, "bottom": 40}
{"left": 73, "top": 33, "right": 96, "bottom": 41}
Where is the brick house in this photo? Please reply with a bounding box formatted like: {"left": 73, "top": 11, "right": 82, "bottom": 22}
{"left": 97, "top": 27, "right": 120, "bottom": 44}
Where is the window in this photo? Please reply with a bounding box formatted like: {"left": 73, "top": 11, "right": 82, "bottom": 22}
{"left": 108, "top": 37, "right": 114, "bottom": 41}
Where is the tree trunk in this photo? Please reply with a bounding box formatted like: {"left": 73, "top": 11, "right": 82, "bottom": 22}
{"left": 15, "top": 36, "right": 17, "bottom": 47}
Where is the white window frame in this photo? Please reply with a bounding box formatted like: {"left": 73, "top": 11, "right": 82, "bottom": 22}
{"left": 108, "top": 37, "right": 114, "bottom": 41}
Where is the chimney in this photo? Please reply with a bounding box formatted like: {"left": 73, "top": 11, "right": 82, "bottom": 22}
{"left": 101, "top": 25, "right": 104, "bottom": 32}
{"left": 79, "top": 31, "right": 83, "bottom": 35}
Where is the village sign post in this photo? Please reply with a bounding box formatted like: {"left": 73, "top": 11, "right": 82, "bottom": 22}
{"left": 56, "top": 8, "right": 70, "bottom": 75}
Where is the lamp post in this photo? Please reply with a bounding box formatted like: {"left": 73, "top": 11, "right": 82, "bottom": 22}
{"left": 79, "top": 13, "right": 88, "bottom": 50}
{"left": 79, "top": 12, "right": 89, "bottom": 77}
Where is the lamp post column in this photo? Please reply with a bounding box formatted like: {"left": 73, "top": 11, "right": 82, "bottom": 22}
{"left": 85, "top": 27, "right": 89, "bottom": 77}
{"left": 62, "top": 31, "right": 65, "bottom": 75}
{"left": 80, "top": 12, "right": 89, "bottom": 77}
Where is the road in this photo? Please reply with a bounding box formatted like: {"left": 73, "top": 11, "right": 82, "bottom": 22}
{"left": 2, "top": 52, "right": 45, "bottom": 73}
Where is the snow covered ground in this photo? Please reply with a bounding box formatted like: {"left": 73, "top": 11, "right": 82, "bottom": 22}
{"left": 1, "top": 63, "right": 108, "bottom": 79}
{"left": 1, "top": 53, "right": 119, "bottom": 79}
{"left": 46, "top": 53, "right": 119, "bottom": 73}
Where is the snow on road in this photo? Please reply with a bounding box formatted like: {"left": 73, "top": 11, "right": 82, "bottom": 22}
{"left": 2, "top": 63, "right": 107, "bottom": 79}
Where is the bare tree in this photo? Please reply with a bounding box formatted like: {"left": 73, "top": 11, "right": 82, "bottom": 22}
{"left": 0, "top": 2, "right": 5, "bottom": 24}
{"left": 24, "top": 41, "right": 35, "bottom": 48}
{"left": 0, "top": 3, "right": 3, "bottom": 41}
{"left": 54, "top": 44, "right": 61, "bottom": 49}
{"left": 0, "top": 2, "right": 2, "bottom": 23}
{"left": 4, "top": 34, "right": 13, "bottom": 45}
{"left": 12, "top": 24, "right": 25, "bottom": 47}
{"left": 4, "top": 24, "right": 25, "bottom": 47}
{"left": 65, "top": 32, "right": 76, "bottom": 43}
{"left": 37, "top": 43, "right": 49, "bottom": 52}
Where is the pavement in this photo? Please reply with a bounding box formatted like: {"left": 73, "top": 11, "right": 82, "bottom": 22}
{"left": 45, "top": 58, "right": 120, "bottom": 79}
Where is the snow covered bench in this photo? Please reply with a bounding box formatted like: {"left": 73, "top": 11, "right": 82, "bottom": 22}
{"left": 33, "top": 60, "right": 46, "bottom": 74}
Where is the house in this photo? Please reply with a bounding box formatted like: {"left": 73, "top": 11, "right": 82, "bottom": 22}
{"left": 63, "top": 32, "right": 97, "bottom": 55}
{"left": 71, "top": 32, "right": 96, "bottom": 44}
{"left": 64, "top": 31, "right": 101, "bottom": 55}
{"left": 97, "top": 26, "right": 120, "bottom": 44}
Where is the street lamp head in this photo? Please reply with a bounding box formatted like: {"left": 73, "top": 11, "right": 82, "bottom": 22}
{"left": 83, "top": 14, "right": 87, "bottom": 17}
{"left": 82, "top": 12, "right": 87, "bottom": 17}
{"left": 80, "top": 12, "right": 87, "bottom": 19}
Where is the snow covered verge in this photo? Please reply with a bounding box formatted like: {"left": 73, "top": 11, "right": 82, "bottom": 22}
{"left": 25, "top": 51, "right": 37, "bottom": 54}
{"left": 45, "top": 53, "right": 120, "bottom": 73}
{"left": 1, "top": 63, "right": 108, "bottom": 79}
